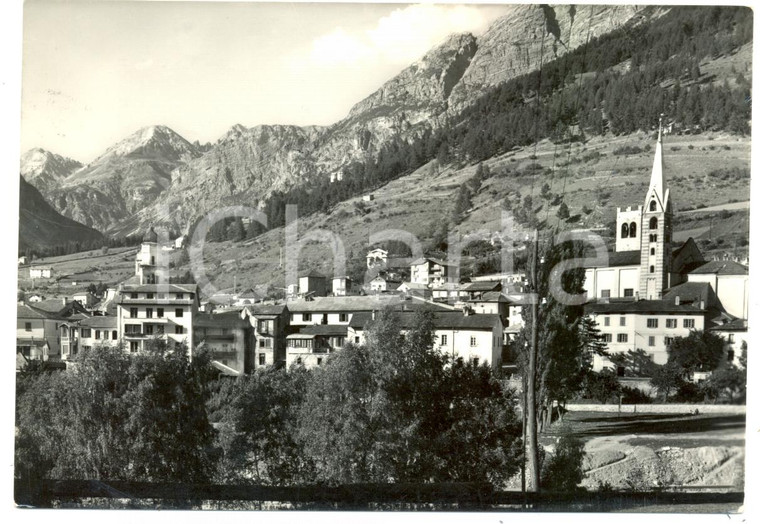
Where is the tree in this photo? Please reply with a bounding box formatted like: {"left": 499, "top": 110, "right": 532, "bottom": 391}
{"left": 15, "top": 344, "right": 216, "bottom": 483}
{"left": 667, "top": 330, "right": 726, "bottom": 377}
{"left": 226, "top": 218, "right": 245, "bottom": 242}
{"left": 609, "top": 348, "right": 658, "bottom": 377}
{"left": 650, "top": 362, "right": 685, "bottom": 402}
{"left": 541, "top": 434, "right": 586, "bottom": 492}
{"left": 700, "top": 363, "right": 746, "bottom": 403}
{"left": 557, "top": 202, "right": 570, "bottom": 220}
{"left": 540, "top": 183, "right": 552, "bottom": 200}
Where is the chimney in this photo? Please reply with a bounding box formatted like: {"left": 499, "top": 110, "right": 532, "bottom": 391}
{"left": 699, "top": 300, "right": 705, "bottom": 310}
{"left": 675, "top": 296, "right": 680, "bottom": 306}
{"left": 635, "top": 291, "right": 640, "bottom": 301}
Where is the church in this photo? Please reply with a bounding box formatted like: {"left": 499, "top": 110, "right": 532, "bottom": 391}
{"left": 582, "top": 121, "right": 748, "bottom": 374}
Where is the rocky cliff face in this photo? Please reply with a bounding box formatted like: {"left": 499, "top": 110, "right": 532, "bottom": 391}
{"left": 42, "top": 126, "right": 201, "bottom": 231}
{"left": 448, "top": 4, "right": 654, "bottom": 110}
{"left": 20, "top": 148, "right": 82, "bottom": 191}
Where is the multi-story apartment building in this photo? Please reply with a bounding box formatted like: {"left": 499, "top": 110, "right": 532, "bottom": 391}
{"left": 194, "top": 310, "right": 253, "bottom": 375}
{"left": 241, "top": 304, "right": 290, "bottom": 369}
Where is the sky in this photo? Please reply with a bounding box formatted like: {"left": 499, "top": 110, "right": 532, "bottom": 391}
{"left": 20, "top": 1, "right": 512, "bottom": 162}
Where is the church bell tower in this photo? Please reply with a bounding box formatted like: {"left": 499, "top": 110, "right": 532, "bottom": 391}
{"left": 639, "top": 116, "right": 673, "bottom": 299}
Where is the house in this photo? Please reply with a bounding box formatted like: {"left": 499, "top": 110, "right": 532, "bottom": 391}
{"left": 17, "top": 304, "right": 62, "bottom": 361}
{"left": 687, "top": 260, "right": 749, "bottom": 319}
{"left": 72, "top": 291, "right": 97, "bottom": 309}
{"left": 286, "top": 325, "right": 348, "bottom": 369}
{"left": 116, "top": 283, "right": 199, "bottom": 355}
{"left": 368, "top": 275, "right": 401, "bottom": 293}
{"left": 175, "top": 235, "right": 186, "bottom": 249}
{"left": 288, "top": 270, "right": 328, "bottom": 299}
{"left": 26, "top": 294, "right": 44, "bottom": 303}
{"left": 363, "top": 194, "right": 374, "bottom": 202}
{"left": 348, "top": 310, "right": 504, "bottom": 370}
{"left": 29, "top": 266, "right": 53, "bottom": 279}
{"left": 431, "top": 283, "right": 466, "bottom": 302}
{"left": 234, "top": 287, "right": 265, "bottom": 306}
{"left": 194, "top": 311, "right": 254, "bottom": 376}
{"left": 242, "top": 304, "right": 290, "bottom": 369}
{"left": 397, "top": 281, "right": 431, "bottom": 299}
{"left": 709, "top": 318, "right": 748, "bottom": 368}
{"left": 409, "top": 257, "right": 454, "bottom": 287}
{"left": 366, "top": 248, "right": 389, "bottom": 269}
{"left": 59, "top": 314, "right": 119, "bottom": 360}
{"left": 288, "top": 295, "right": 402, "bottom": 327}
{"left": 332, "top": 276, "right": 357, "bottom": 296}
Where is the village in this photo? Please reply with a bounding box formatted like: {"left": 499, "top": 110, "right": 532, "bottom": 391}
{"left": 16, "top": 128, "right": 749, "bottom": 390}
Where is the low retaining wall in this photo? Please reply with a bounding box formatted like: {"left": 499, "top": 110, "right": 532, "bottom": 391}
{"left": 565, "top": 403, "right": 745, "bottom": 415}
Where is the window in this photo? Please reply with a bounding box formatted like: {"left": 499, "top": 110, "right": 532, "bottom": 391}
{"left": 621, "top": 223, "right": 629, "bottom": 238}
{"left": 146, "top": 308, "right": 153, "bottom": 318}
{"left": 146, "top": 325, "right": 154, "bottom": 335}
{"left": 648, "top": 336, "right": 655, "bottom": 347}
{"left": 175, "top": 308, "right": 183, "bottom": 317}
{"left": 176, "top": 293, "right": 184, "bottom": 299}
{"left": 601, "top": 333, "right": 612, "bottom": 342}
{"left": 623, "top": 288, "right": 634, "bottom": 298}
{"left": 649, "top": 217, "right": 658, "bottom": 230}
{"left": 650, "top": 200, "right": 657, "bottom": 212}
{"left": 470, "top": 336, "right": 477, "bottom": 347}
{"left": 130, "top": 307, "right": 138, "bottom": 318}
{"left": 175, "top": 326, "right": 185, "bottom": 335}
{"left": 650, "top": 247, "right": 656, "bottom": 256}
{"left": 296, "top": 357, "right": 302, "bottom": 365}
{"left": 334, "top": 336, "right": 345, "bottom": 348}
{"left": 82, "top": 328, "right": 92, "bottom": 338}
{"left": 629, "top": 222, "right": 637, "bottom": 238}
{"left": 728, "top": 334, "right": 735, "bottom": 343}
{"left": 95, "top": 330, "right": 100, "bottom": 340}
{"left": 303, "top": 313, "right": 311, "bottom": 322}
{"left": 650, "top": 265, "right": 655, "bottom": 273}
{"left": 620, "top": 316, "right": 626, "bottom": 327}
{"left": 317, "top": 357, "right": 323, "bottom": 366}
{"left": 146, "top": 293, "right": 154, "bottom": 299}
{"left": 112, "top": 330, "right": 117, "bottom": 340}
{"left": 472, "top": 357, "right": 479, "bottom": 367}
{"left": 601, "top": 290, "right": 611, "bottom": 298}
{"left": 130, "top": 292, "right": 138, "bottom": 299}
{"left": 647, "top": 318, "right": 658, "bottom": 328}
{"left": 666, "top": 318, "right": 677, "bottom": 329}
{"left": 339, "top": 313, "right": 348, "bottom": 322}
{"left": 683, "top": 319, "right": 695, "bottom": 329}
{"left": 259, "top": 338, "right": 270, "bottom": 348}
{"left": 617, "top": 333, "right": 628, "bottom": 343}
{"left": 157, "top": 308, "right": 164, "bottom": 318}
{"left": 24, "top": 322, "right": 31, "bottom": 332}
{"left": 259, "top": 353, "right": 266, "bottom": 366}
{"left": 649, "top": 234, "right": 658, "bottom": 242}
{"left": 603, "top": 316, "right": 610, "bottom": 326}
{"left": 130, "top": 341, "right": 139, "bottom": 352}
{"left": 441, "top": 334, "right": 448, "bottom": 346}
{"left": 354, "top": 336, "right": 361, "bottom": 344}
{"left": 125, "top": 324, "right": 141, "bottom": 335}
{"left": 665, "top": 336, "right": 674, "bottom": 346}
{"left": 617, "top": 366, "right": 625, "bottom": 377}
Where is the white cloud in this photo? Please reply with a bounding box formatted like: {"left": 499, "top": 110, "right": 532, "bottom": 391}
{"left": 302, "top": 4, "right": 493, "bottom": 69}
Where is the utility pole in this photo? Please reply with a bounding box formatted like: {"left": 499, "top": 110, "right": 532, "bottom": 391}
{"left": 526, "top": 230, "right": 540, "bottom": 492}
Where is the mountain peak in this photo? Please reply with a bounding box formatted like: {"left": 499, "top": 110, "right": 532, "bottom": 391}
{"left": 94, "top": 124, "right": 199, "bottom": 163}
{"left": 20, "top": 148, "right": 82, "bottom": 191}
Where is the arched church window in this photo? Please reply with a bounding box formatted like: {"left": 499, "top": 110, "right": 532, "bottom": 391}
{"left": 650, "top": 200, "right": 657, "bottom": 211}
{"left": 650, "top": 217, "right": 658, "bottom": 230}
{"left": 621, "top": 223, "right": 629, "bottom": 238}
{"left": 650, "top": 265, "right": 655, "bottom": 273}
{"left": 651, "top": 247, "right": 655, "bottom": 256}
{"left": 629, "top": 222, "right": 637, "bottom": 238}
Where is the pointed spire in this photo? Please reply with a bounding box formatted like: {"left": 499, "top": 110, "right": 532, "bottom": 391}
{"left": 647, "top": 114, "right": 667, "bottom": 208}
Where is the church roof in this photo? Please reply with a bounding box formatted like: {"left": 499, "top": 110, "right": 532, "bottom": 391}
{"left": 608, "top": 250, "right": 641, "bottom": 267}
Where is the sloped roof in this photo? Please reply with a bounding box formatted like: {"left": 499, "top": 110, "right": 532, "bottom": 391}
{"left": 462, "top": 280, "right": 502, "bottom": 292}
{"left": 17, "top": 304, "right": 52, "bottom": 320}
{"left": 121, "top": 283, "right": 198, "bottom": 293}
{"left": 689, "top": 260, "right": 748, "bottom": 276}
{"left": 469, "top": 291, "right": 509, "bottom": 303}
{"left": 80, "top": 315, "right": 118, "bottom": 329}
{"left": 195, "top": 311, "right": 247, "bottom": 328}
{"left": 608, "top": 250, "right": 642, "bottom": 267}
{"left": 288, "top": 295, "right": 401, "bottom": 312}
{"left": 349, "top": 311, "right": 500, "bottom": 331}
{"left": 31, "top": 299, "right": 69, "bottom": 314}
{"left": 410, "top": 257, "right": 453, "bottom": 267}
{"left": 584, "top": 299, "right": 705, "bottom": 315}
{"left": 709, "top": 318, "right": 747, "bottom": 332}
{"left": 237, "top": 287, "right": 264, "bottom": 299}
{"left": 297, "top": 325, "right": 348, "bottom": 336}
{"left": 248, "top": 304, "right": 288, "bottom": 316}
{"left": 662, "top": 281, "right": 712, "bottom": 305}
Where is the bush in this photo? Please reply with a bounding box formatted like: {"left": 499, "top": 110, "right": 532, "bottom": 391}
{"left": 619, "top": 385, "right": 653, "bottom": 404}
{"left": 541, "top": 435, "right": 586, "bottom": 492}
{"left": 613, "top": 145, "right": 643, "bottom": 156}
